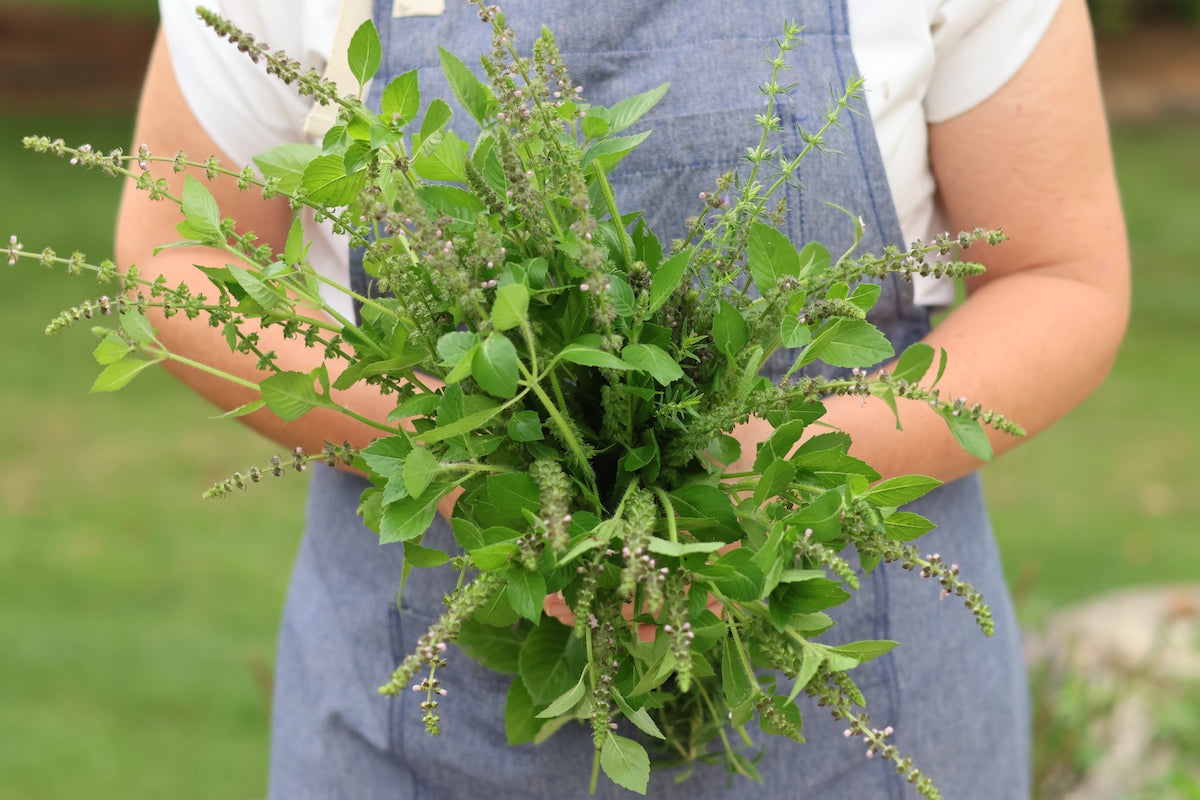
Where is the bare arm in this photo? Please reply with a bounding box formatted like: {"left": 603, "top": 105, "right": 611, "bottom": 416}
{"left": 116, "top": 32, "right": 427, "bottom": 495}
{"left": 736, "top": 0, "right": 1129, "bottom": 483}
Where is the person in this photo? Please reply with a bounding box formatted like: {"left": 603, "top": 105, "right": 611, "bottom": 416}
{"left": 118, "top": 0, "right": 1129, "bottom": 797}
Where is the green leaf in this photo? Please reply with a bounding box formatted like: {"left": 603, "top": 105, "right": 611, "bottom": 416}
{"left": 883, "top": 511, "right": 936, "bottom": 542}
{"left": 402, "top": 445, "right": 440, "bottom": 499}
{"left": 504, "top": 567, "right": 546, "bottom": 623}
{"left": 380, "top": 69, "right": 420, "bottom": 125}
{"left": 178, "top": 175, "right": 222, "bottom": 243}
{"left": 669, "top": 484, "right": 740, "bottom": 540}
{"left": 416, "top": 185, "right": 484, "bottom": 222}
{"left": 491, "top": 283, "right": 529, "bottom": 331}
{"left": 611, "top": 689, "right": 666, "bottom": 739}
{"left": 707, "top": 434, "right": 741, "bottom": 466}
{"left": 259, "top": 371, "right": 328, "bottom": 421}
{"left": 581, "top": 130, "right": 652, "bottom": 172}
{"left": 347, "top": 20, "right": 382, "bottom": 88}
{"left": 472, "top": 333, "right": 520, "bottom": 397}
{"left": 227, "top": 264, "right": 287, "bottom": 312}
{"left": 940, "top": 409, "right": 994, "bottom": 461}
{"left": 621, "top": 343, "right": 683, "bottom": 385}
{"left": 438, "top": 46, "right": 496, "bottom": 123}
{"left": 828, "top": 639, "right": 899, "bottom": 664}
{"left": 721, "top": 635, "right": 757, "bottom": 710}
{"left": 861, "top": 475, "right": 942, "bottom": 507}
{"left": 361, "top": 434, "right": 412, "bottom": 478}
{"left": 893, "top": 342, "right": 936, "bottom": 383}
{"left": 419, "top": 402, "right": 503, "bottom": 444}
{"left": 780, "top": 315, "right": 812, "bottom": 349}
{"left": 518, "top": 621, "right": 581, "bottom": 705}
{"left": 760, "top": 695, "right": 805, "bottom": 742}
{"left": 647, "top": 250, "right": 689, "bottom": 314}
{"left": 90, "top": 356, "right": 157, "bottom": 393}
{"left": 412, "top": 131, "right": 469, "bottom": 182}
{"left": 848, "top": 282, "right": 881, "bottom": 314}
{"left": 92, "top": 334, "right": 132, "bottom": 365}
{"left": 713, "top": 298, "right": 748, "bottom": 358}
{"left": 402, "top": 540, "right": 450, "bottom": 569}
{"left": 379, "top": 486, "right": 445, "bottom": 544}
{"left": 209, "top": 399, "right": 265, "bottom": 419}
{"left": 301, "top": 154, "right": 367, "bottom": 206}
{"left": 557, "top": 336, "right": 632, "bottom": 370}
{"left": 506, "top": 410, "right": 543, "bottom": 442}
{"left": 600, "top": 734, "right": 650, "bottom": 795}
{"left": 535, "top": 672, "right": 587, "bottom": 718}
{"left": 697, "top": 548, "right": 764, "bottom": 602}
{"left": 747, "top": 222, "right": 800, "bottom": 290}
{"left": 420, "top": 98, "right": 453, "bottom": 140}
{"left": 505, "top": 676, "right": 543, "bottom": 745}
{"left": 604, "top": 82, "right": 669, "bottom": 134}
{"left": 437, "top": 330, "right": 479, "bottom": 369}
{"left": 797, "top": 241, "right": 831, "bottom": 278}
{"left": 811, "top": 318, "right": 894, "bottom": 369}
{"left": 457, "top": 617, "right": 525, "bottom": 674}
{"left": 253, "top": 143, "right": 320, "bottom": 195}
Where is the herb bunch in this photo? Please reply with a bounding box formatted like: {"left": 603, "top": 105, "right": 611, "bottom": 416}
{"left": 11, "top": 3, "right": 1023, "bottom": 796}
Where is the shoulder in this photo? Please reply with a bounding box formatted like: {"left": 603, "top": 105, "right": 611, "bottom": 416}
{"left": 158, "top": 0, "right": 344, "bottom": 165}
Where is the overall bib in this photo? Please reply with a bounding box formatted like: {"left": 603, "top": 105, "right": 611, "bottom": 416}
{"left": 269, "top": 2, "right": 1031, "bottom": 797}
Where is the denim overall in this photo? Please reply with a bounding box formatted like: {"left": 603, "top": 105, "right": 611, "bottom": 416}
{"left": 268, "top": 2, "right": 1031, "bottom": 797}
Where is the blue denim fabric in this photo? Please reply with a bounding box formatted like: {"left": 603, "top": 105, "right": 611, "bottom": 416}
{"left": 269, "top": 2, "right": 1031, "bottom": 798}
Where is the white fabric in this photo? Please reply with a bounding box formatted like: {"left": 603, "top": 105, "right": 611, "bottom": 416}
{"left": 159, "top": 0, "right": 1062, "bottom": 313}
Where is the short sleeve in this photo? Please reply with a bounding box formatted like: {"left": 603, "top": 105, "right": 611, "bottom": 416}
{"left": 925, "top": 0, "right": 1063, "bottom": 123}
{"left": 158, "top": 0, "right": 340, "bottom": 166}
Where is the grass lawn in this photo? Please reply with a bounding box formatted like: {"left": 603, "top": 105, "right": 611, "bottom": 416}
{"left": 1, "top": 108, "right": 1196, "bottom": 799}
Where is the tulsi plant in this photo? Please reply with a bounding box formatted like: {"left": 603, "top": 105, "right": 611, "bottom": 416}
{"left": 11, "top": 3, "right": 1023, "bottom": 797}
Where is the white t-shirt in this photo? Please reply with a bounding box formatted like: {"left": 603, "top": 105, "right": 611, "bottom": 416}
{"left": 159, "top": 0, "right": 1061, "bottom": 315}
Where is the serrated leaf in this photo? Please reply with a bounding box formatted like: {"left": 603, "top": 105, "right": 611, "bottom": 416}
{"left": 416, "top": 184, "right": 484, "bottom": 222}
{"left": 227, "top": 264, "right": 287, "bottom": 312}
{"left": 403, "top": 540, "right": 450, "bottom": 568}
{"left": 747, "top": 221, "right": 801, "bottom": 290}
{"left": 438, "top": 46, "right": 495, "bottom": 124}
{"left": 301, "top": 154, "right": 367, "bottom": 206}
{"left": 883, "top": 511, "right": 936, "bottom": 542}
{"left": 504, "top": 567, "right": 546, "bottom": 623}
{"left": 253, "top": 143, "right": 320, "bottom": 195}
{"left": 505, "top": 676, "right": 543, "bottom": 745}
{"left": 861, "top": 475, "right": 942, "bottom": 507}
{"left": 402, "top": 445, "right": 440, "bottom": 499}
{"left": 179, "top": 175, "right": 222, "bottom": 242}
{"left": 600, "top": 734, "right": 650, "bottom": 795}
{"left": 535, "top": 672, "right": 587, "bottom": 718}
{"left": 621, "top": 343, "right": 682, "bottom": 385}
{"left": 472, "top": 333, "right": 520, "bottom": 397}
{"left": 812, "top": 318, "right": 894, "bottom": 369}
{"left": 90, "top": 357, "right": 157, "bottom": 393}
{"left": 259, "top": 371, "right": 328, "bottom": 421}
{"left": 518, "top": 621, "right": 580, "bottom": 705}
{"left": 347, "top": 20, "right": 381, "bottom": 88}
{"left": 92, "top": 334, "right": 132, "bottom": 365}
{"left": 940, "top": 409, "right": 994, "bottom": 461}
{"left": 491, "top": 283, "right": 529, "bottom": 331}
{"left": 604, "top": 82, "right": 669, "bottom": 135}
{"left": 412, "top": 130, "right": 469, "bottom": 182}
{"left": 581, "top": 130, "right": 652, "bottom": 172}
{"left": 380, "top": 69, "right": 420, "bottom": 125}
{"left": 713, "top": 298, "right": 748, "bottom": 358}
{"left": 419, "top": 402, "right": 503, "bottom": 444}
{"left": 458, "top": 617, "right": 525, "bottom": 675}
{"left": 379, "top": 486, "right": 445, "bottom": 544}
{"left": 420, "top": 98, "right": 453, "bottom": 139}
{"left": 506, "top": 410, "right": 543, "bottom": 442}
{"left": 611, "top": 689, "right": 665, "bottom": 739}
{"left": 721, "top": 635, "right": 756, "bottom": 710}
{"left": 828, "top": 639, "right": 899, "bottom": 664}
{"left": 556, "top": 338, "right": 633, "bottom": 370}
{"left": 893, "top": 342, "right": 936, "bottom": 383}
{"left": 647, "top": 250, "right": 689, "bottom": 314}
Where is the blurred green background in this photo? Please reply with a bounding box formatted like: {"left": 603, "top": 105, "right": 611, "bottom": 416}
{"left": 1, "top": 2, "right": 1197, "bottom": 799}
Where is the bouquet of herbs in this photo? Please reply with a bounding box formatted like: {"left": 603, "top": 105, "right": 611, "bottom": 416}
{"left": 11, "top": 3, "right": 1022, "bottom": 796}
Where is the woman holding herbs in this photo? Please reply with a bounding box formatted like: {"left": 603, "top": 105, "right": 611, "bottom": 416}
{"left": 119, "top": 0, "right": 1128, "bottom": 797}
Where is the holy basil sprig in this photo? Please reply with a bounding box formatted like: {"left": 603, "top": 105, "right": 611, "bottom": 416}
{"left": 10, "top": 3, "right": 1026, "bottom": 797}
